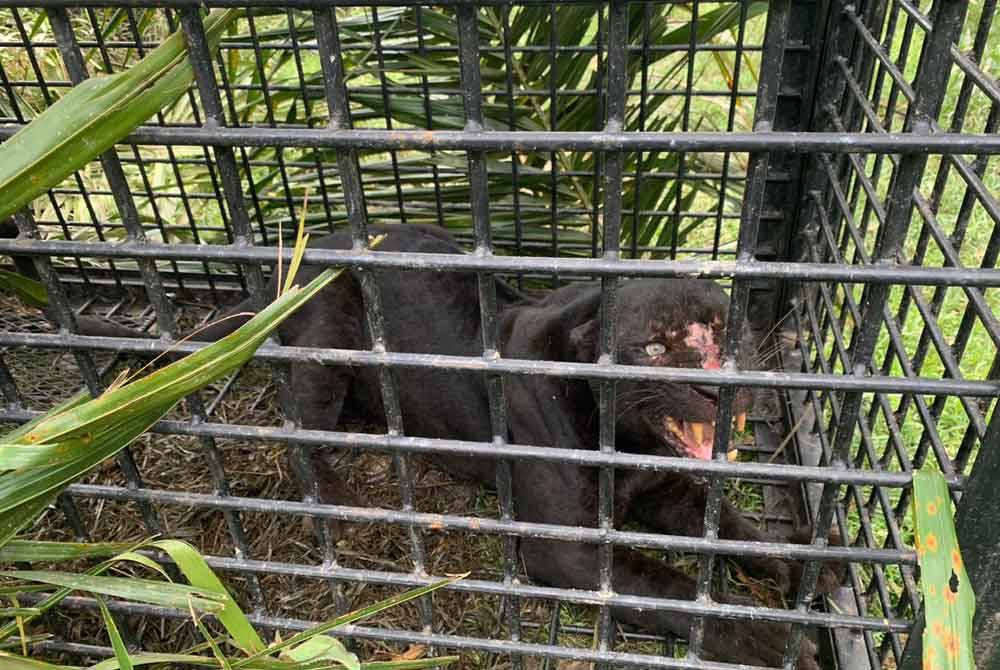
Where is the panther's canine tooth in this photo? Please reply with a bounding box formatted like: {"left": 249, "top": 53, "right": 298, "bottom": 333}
{"left": 727, "top": 449, "right": 739, "bottom": 462}
{"left": 690, "top": 422, "right": 704, "bottom": 445}
{"left": 735, "top": 413, "right": 747, "bottom": 432}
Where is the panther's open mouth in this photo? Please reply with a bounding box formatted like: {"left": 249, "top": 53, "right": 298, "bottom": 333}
{"left": 663, "top": 414, "right": 745, "bottom": 461}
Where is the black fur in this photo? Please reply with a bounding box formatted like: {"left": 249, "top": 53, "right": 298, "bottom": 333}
{"left": 3, "top": 222, "right": 843, "bottom": 666}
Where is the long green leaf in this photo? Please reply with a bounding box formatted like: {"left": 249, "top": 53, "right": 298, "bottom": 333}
{"left": 152, "top": 539, "right": 265, "bottom": 655}
{"left": 0, "top": 9, "right": 241, "bottom": 222}
{"left": 0, "top": 570, "right": 226, "bottom": 612}
{"left": 0, "top": 540, "right": 137, "bottom": 563}
{"left": 0, "top": 442, "right": 79, "bottom": 470}
{"left": 0, "top": 651, "right": 78, "bottom": 670}
{"left": 0, "top": 541, "right": 155, "bottom": 642}
{"left": 0, "top": 607, "right": 41, "bottom": 616}
{"left": 912, "top": 471, "right": 974, "bottom": 670}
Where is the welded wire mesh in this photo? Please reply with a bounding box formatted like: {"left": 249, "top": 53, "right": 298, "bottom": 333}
{"left": 1, "top": 0, "right": 999, "bottom": 668}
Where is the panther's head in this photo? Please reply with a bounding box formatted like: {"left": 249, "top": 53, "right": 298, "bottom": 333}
{"left": 568, "top": 279, "right": 753, "bottom": 460}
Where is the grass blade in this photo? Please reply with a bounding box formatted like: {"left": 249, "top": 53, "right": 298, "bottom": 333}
{"left": 0, "top": 540, "right": 136, "bottom": 563}
{"left": 0, "top": 608, "right": 41, "bottom": 617}
{"left": 95, "top": 596, "right": 133, "bottom": 670}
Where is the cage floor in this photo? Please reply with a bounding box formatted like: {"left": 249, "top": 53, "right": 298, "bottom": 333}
{"left": 1, "top": 291, "right": 850, "bottom": 668}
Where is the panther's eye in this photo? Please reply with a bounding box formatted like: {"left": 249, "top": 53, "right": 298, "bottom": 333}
{"left": 644, "top": 343, "right": 666, "bottom": 357}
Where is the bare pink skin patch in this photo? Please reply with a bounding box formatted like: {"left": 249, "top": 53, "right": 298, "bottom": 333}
{"left": 684, "top": 322, "right": 722, "bottom": 370}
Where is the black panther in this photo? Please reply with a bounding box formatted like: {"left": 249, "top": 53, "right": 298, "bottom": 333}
{"left": 2, "top": 222, "right": 842, "bottom": 667}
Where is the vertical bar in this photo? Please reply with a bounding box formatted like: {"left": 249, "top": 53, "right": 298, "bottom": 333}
{"left": 687, "top": 0, "right": 791, "bottom": 659}
{"left": 10, "top": 6, "right": 113, "bottom": 289}
{"left": 312, "top": 5, "right": 434, "bottom": 636}
{"left": 595, "top": 0, "right": 627, "bottom": 659}
{"left": 11, "top": 209, "right": 144, "bottom": 648}
{"left": 45, "top": 9, "right": 175, "bottom": 345}
{"left": 547, "top": 3, "right": 560, "bottom": 280}
{"left": 501, "top": 4, "right": 523, "bottom": 279}
{"left": 787, "top": 0, "right": 969, "bottom": 667}
{"left": 455, "top": 7, "right": 521, "bottom": 666}
{"left": 179, "top": 6, "right": 336, "bottom": 615}
{"left": 211, "top": 40, "right": 271, "bottom": 249}
{"left": 15, "top": 11, "right": 165, "bottom": 537}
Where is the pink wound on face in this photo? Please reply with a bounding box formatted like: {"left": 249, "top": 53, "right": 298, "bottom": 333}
{"left": 684, "top": 322, "right": 722, "bottom": 370}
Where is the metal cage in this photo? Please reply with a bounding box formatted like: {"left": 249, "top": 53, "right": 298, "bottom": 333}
{"left": 0, "top": 0, "right": 998, "bottom": 667}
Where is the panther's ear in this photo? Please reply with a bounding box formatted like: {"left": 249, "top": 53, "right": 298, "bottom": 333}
{"left": 568, "top": 318, "right": 600, "bottom": 363}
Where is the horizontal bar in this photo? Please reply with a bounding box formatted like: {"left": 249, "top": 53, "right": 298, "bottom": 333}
{"left": 0, "top": 406, "right": 960, "bottom": 488}
{"left": 37, "top": 595, "right": 902, "bottom": 670}
{"left": 3, "top": 239, "right": 1000, "bottom": 289}
{"left": 0, "top": 330, "right": 995, "bottom": 398}
{"left": 62, "top": 482, "right": 913, "bottom": 564}
{"left": 0, "top": 39, "right": 774, "bottom": 56}
{"left": 0, "top": 0, "right": 741, "bottom": 6}
{"left": 2, "top": 125, "right": 1000, "bottom": 154}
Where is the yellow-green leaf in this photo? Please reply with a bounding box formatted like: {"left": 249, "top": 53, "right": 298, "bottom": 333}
{"left": 912, "top": 471, "right": 975, "bottom": 670}
{"left": 0, "top": 442, "right": 79, "bottom": 470}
